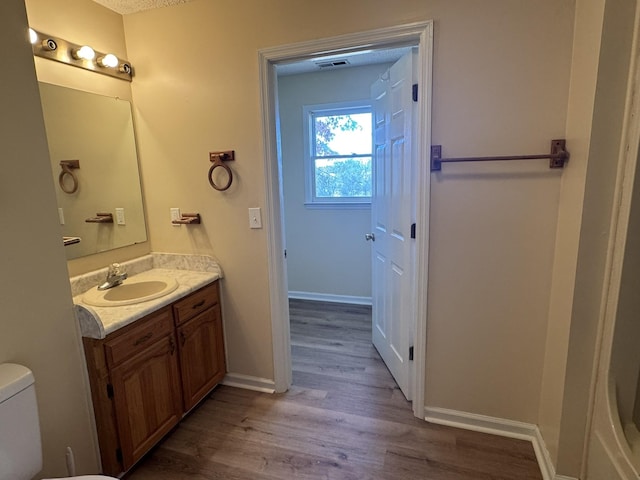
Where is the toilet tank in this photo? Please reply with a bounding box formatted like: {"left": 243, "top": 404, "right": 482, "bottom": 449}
{"left": 0, "top": 363, "right": 42, "bottom": 480}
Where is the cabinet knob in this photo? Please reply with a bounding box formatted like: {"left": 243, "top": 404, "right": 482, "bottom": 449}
{"left": 133, "top": 333, "right": 153, "bottom": 346}
{"left": 192, "top": 300, "right": 206, "bottom": 309}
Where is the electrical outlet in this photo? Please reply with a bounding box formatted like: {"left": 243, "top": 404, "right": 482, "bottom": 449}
{"left": 170, "top": 208, "right": 181, "bottom": 226}
{"left": 248, "top": 207, "right": 262, "bottom": 229}
{"left": 115, "top": 208, "right": 125, "bottom": 225}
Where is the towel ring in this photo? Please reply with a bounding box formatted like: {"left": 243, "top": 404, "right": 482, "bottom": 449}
{"left": 208, "top": 152, "right": 234, "bottom": 191}
{"left": 59, "top": 160, "right": 80, "bottom": 194}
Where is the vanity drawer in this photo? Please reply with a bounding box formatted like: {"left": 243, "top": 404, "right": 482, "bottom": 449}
{"left": 105, "top": 307, "right": 174, "bottom": 367}
{"left": 173, "top": 282, "right": 219, "bottom": 326}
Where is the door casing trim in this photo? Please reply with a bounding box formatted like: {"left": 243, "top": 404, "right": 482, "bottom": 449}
{"left": 258, "top": 21, "right": 433, "bottom": 419}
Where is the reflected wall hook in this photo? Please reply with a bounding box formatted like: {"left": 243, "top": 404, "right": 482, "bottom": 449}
{"left": 59, "top": 159, "right": 80, "bottom": 194}
{"left": 208, "top": 150, "right": 234, "bottom": 191}
{"left": 63, "top": 236, "right": 81, "bottom": 246}
{"left": 85, "top": 212, "right": 113, "bottom": 223}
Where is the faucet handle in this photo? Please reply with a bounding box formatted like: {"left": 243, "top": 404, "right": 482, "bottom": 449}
{"left": 108, "top": 263, "right": 122, "bottom": 276}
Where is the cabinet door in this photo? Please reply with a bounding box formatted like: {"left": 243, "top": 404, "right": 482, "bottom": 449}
{"left": 110, "top": 334, "right": 182, "bottom": 470}
{"left": 177, "top": 307, "right": 226, "bottom": 411}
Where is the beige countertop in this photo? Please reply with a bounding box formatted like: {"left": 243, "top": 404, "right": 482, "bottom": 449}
{"left": 71, "top": 253, "right": 223, "bottom": 339}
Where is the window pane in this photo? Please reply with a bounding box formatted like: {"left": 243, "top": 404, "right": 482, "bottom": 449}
{"left": 314, "top": 157, "right": 372, "bottom": 198}
{"left": 314, "top": 113, "right": 371, "bottom": 157}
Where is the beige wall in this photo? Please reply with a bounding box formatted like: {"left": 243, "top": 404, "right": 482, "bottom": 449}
{"left": 534, "top": 0, "right": 638, "bottom": 475}
{"left": 537, "top": 0, "right": 606, "bottom": 467}
{"left": 557, "top": 0, "right": 637, "bottom": 475}
{"left": 16, "top": 0, "right": 612, "bottom": 476}
{"left": 123, "top": 0, "right": 575, "bottom": 421}
{"left": 279, "top": 65, "right": 391, "bottom": 299}
{"left": 0, "top": 0, "right": 99, "bottom": 476}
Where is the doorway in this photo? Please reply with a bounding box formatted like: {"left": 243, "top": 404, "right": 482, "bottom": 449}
{"left": 258, "top": 22, "right": 433, "bottom": 419}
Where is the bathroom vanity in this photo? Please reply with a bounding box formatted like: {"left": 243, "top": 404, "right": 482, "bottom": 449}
{"left": 72, "top": 254, "right": 225, "bottom": 476}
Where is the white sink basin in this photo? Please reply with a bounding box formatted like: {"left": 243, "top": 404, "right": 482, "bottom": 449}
{"left": 82, "top": 276, "right": 178, "bottom": 307}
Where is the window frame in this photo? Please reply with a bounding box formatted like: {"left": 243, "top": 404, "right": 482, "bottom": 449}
{"left": 303, "top": 100, "right": 373, "bottom": 209}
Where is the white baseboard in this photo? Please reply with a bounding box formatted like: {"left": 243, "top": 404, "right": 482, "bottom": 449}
{"left": 222, "top": 373, "right": 276, "bottom": 393}
{"left": 288, "top": 291, "right": 372, "bottom": 305}
{"left": 424, "top": 406, "right": 579, "bottom": 480}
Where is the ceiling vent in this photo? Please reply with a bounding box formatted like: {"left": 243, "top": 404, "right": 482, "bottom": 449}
{"left": 316, "top": 59, "right": 350, "bottom": 69}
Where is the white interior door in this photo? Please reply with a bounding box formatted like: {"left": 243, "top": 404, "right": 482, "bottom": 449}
{"left": 370, "top": 52, "right": 415, "bottom": 400}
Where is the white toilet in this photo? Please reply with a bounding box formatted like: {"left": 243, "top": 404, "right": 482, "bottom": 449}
{"left": 0, "top": 363, "right": 116, "bottom": 480}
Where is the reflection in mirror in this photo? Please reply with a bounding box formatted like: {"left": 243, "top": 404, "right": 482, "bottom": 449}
{"left": 38, "top": 83, "right": 147, "bottom": 259}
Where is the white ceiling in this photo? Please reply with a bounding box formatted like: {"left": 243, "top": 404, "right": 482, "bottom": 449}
{"left": 92, "top": 0, "right": 193, "bottom": 14}
{"left": 276, "top": 46, "right": 413, "bottom": 76}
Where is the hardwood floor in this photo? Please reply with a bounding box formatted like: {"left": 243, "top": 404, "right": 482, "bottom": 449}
{"left": 125, "top": 299, "right": 542, "bottom": 479}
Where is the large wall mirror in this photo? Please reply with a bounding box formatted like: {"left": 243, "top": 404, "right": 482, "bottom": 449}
{"left": 38, "top": 82, "right": 147, "bottom": 260}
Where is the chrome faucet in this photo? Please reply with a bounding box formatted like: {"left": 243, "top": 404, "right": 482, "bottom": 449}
{"left": 98, "top": 263, "right": 128, "bottom": 290}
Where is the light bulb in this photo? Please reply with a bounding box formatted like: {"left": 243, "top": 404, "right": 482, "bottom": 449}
{"left": 72, "top": 45, "right": 95, "bottom": 61}
{"left": 97, "top": 53, "right": 119, "bottom": 68}
{"left": 28, "top": 28, "right": 38, "bottom": 44}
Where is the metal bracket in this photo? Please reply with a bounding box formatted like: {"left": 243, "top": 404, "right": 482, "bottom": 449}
{"left": 549, "top": 139, "right": 569, "bottom": 169}
{"left": 60, "top": 159, "right": 80, "bottom": 170}
{"left": 85, "top": 213, "right": 113, "bottom": 223}
{"left": 209, "top": 150, "right": 235, "bottom": 162}
{"left": 171, "top": 213, "right": 201, "bottom": 225}
{"left": 431, "top": 145, "right": 443, "bottom": 172}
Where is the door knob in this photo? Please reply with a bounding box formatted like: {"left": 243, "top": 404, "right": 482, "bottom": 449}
{"left": 365, "top": 233, "right": 375, "bottom": 241}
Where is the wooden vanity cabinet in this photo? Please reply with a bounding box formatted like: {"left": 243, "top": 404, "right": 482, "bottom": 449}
{"left": 82, "top": 280, "right": 225, "bottom": 476}
{"left": 109, "top": 328, "right": 182, "bottom": 470}
{"left": 173, "top": 281, "right": 225, "bottom": 411}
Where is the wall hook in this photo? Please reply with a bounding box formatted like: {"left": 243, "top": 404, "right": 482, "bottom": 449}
{"left": 59, "top": 159, "right": 80, "bottom": 194}
{"left": 208, "top": 150, "right": 234, "bottom": 191}
{"left": 171, "top": 213, "right": 201, "bottom": 225}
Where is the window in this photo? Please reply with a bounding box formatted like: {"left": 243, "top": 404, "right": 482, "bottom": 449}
{"left": 304, "top": 101, "right": 372, "bottom": 207}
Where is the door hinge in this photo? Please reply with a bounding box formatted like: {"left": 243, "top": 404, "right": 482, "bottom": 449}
{"left": 115, "top": 448, "right": 123, "bottom": 464}
{"left": 106, "top": 383, "right": 114, "bottom": 399}
{"left": 410, "top": 223, "right": 416, "bottom": 239}
{"left": 409, "top": 346, "right": 414, "bottom": 361}
{"left": 412, "top": 84, "right": 418, "bottom": 102}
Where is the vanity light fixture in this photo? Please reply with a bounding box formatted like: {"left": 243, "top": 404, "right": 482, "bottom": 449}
{"left": 30, "top": 27, "right": 57, "bottom": 51}
{"left": 28, "top": 28, "right": 133, "bottom": 82}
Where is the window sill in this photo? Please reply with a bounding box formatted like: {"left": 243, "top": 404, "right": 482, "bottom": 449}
{"left": 304, "top": 202, "right": 371, "bottom": 210}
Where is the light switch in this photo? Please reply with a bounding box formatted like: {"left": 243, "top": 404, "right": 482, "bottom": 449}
{"left": 170, "top": 208, "right": 181, "bottom": 226}
{"left": 58, "top": 208, "right": 65, "bottom": 225}
{"left": 248, "top": 207, "right": 262, "bottom": 229}
{"left": 115, "top": 208, "right": 126, "bottom": 225}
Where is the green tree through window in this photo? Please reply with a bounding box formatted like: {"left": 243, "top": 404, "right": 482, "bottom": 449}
{"left": 308, "top": 106, "right": 372, "bottom": 204}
